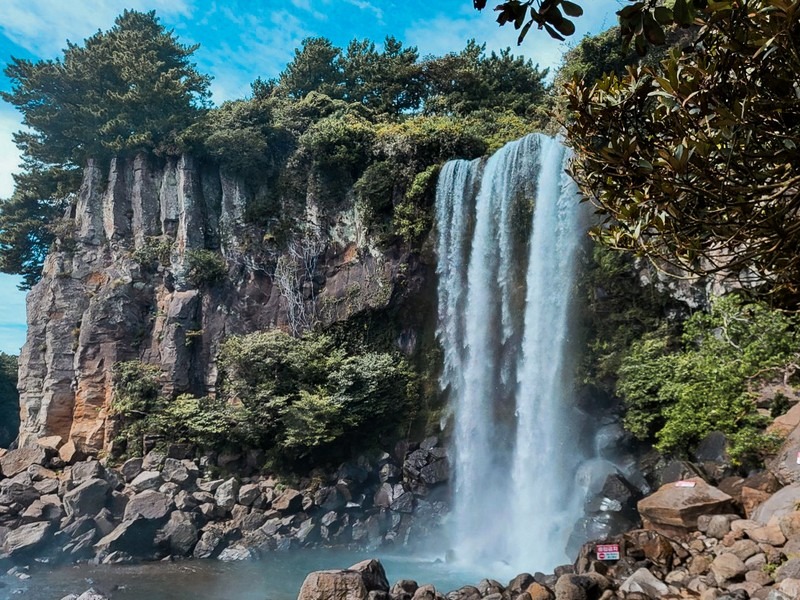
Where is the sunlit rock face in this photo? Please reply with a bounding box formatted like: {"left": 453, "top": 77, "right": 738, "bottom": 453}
{"left": 17, "top": 153, "right": 430, "bottom": 454}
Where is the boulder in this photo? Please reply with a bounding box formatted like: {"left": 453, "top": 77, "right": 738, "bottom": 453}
{"left": 350, "top": 559, "right": 390, "bottom": 592}
{"left": 767, "top": 421, "right": 800, "bottom": 484}
{"left": 214, "top": 478, "right": 240, "bottom": 511}
{"left": 123, "top": 490, "right": 171, "bottom": 521}
{"left": 129, "top": 470, "right": 163, "bottom": 493}
{"left": 752, "top": 483, "right": 800, "bottom": 524}
{"left": 218, "top": 544, "right": 256, "bottom": 561}
{"left": 0, "top": 446, "right": 48, "bottom": 478}
{"left": 120, "top": 457, "right": 144, "bottom": 482}
{"left": 95, "top": 518, "right": 159, "bottom": 557}
{"left": 618, "top": 568, "right": 669, "bottom": 598}
{"left": 3, "top": 521, "right": 52, "bottom": 556}
{"left": 637, "top": 477, "right": 734, "bottom": 535}
{"left": 273, "top": 488, "right": 303, "bottom": 513}
{"left": 298, "top": 570, "right": 368, "bottom": 600}
{"left": 162, "top": 458, "right": 196, "bottom": 486}
{"left": 63, "top": 478, "right": 109, "bottom": 518}
{"left": 159, "top": 510, "right": 198, "bottom": 556}
{"left": 193, "top": 529, "right": 223, "bottom": 559}
{"left": 70, "top": 460, "right": 105, "bottom": 483}
{"left": 747, "top": 524, "right": 786, "bottom": 546}
{"left": 238, "top": 483, "right": 261, "bottom": 507}
{"left": 141, "top": 450, "right": 165, "bottom": 471}
{"left": 0, "top": 471, "right": 40, "bottom": 506}
{"left": 710, "top": 553, "right": 747, "bottom": 583}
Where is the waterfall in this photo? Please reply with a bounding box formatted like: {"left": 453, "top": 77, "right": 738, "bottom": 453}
{"left": 436, "top": 134, "right": 585, "bottom": 573}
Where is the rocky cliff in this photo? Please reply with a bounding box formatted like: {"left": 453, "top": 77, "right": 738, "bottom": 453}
{"left": 16, "top": 153, "right": 431, "bottom": 456}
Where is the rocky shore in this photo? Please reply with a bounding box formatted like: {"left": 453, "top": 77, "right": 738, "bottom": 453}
{"left": 300, "top": 475, "right": 800, "bottom": 600}
{"left": 0, "top": 437, "right": 449, "bottom": 567}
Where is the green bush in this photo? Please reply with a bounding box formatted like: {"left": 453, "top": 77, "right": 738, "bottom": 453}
{"left": 148, "top": 394, "right": 243, "bottom": 448}
{"left": 218, "top": 329, "right": 417, "bottom": 467}
{"left": 354, "top": 161, "right": 396, "bottom": 232}
{"left": 0, "top": 353, "right": 19, "bottom": 448}
{"left": 111, "top": 360, "right": 162, "bottom": 418}
{"left": 132, "top": 237, "right": 172, "bottom": 270}
{"left": 617, "top": 295, "right": 799, "bottom": 456}
{"left": 185, "top": 249, "right": 227, "bottom": 286}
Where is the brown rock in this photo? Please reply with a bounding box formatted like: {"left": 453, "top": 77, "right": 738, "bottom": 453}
{"left": 747, "top": 524, "right": 786, "bottom": 546}
{"left": 752, "top": 483, "right": 800, "bottom": 524}
{"left": 745, "top": 569, "right": 773, "bottom": 586}
{"left": 779, "top": 511, "right": 800, "bottom": 540}
{"left": 637, "top": 478, "right": 734, "bottom": 536}
{"left": 273, "top": 488, "right": 303, "bottom": 513}
{"left": 710, "top": 553, "right": 747, "bottom": 583}
{"left": 349, "top": 560, "right": 389, "bottom": 592}
{"left": 768, "top": 402, "right": 800, "bottom": 436}
{"left": 688, "top": 555, "right": 712, "bottom": 576}
{"left": 742, "top": 487, "right": 773, "bottom": 519}
{"left": 36, "top": 435, "right": 63, "bottom": 451}
{"left": 0, "top": 446, "right": 48, "bottom": 477}
{"left": 526, "top": 583, "right": 553, "bottom": 600}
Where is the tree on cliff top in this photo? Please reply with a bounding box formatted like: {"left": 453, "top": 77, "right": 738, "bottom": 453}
{"left": 2, "top": 9, "right": 211, "bottom": 170}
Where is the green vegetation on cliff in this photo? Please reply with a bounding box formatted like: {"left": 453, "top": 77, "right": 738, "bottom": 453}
{"left": 111, "top": 330, "right": 417, "bottom": 470}
{"left": 0, "top": 353, "right": 19, "bottom": 448}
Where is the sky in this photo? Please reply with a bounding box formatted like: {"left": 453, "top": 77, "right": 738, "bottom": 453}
{"left": 0, "top": 0, "right": 623, "bottom": 354}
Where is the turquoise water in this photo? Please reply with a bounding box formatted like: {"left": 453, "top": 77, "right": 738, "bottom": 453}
{"left": 2, "top": 550, "right": 487, "bottom": 600}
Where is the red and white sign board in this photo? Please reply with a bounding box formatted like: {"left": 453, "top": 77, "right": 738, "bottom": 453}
{"left": 596, "top": 544, "right": 620, "bottom": 561}
{"left": 675, "top": 480, "right": 696, "bottom": 488}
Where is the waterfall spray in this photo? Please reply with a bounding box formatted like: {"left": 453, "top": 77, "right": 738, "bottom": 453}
{"left": 436, "top": 134, "right": 584, "bottom": 573}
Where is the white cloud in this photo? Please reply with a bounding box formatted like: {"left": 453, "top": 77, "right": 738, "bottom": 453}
{"left": 342, "top": 0, "right": 384, "bottom": 22}
{"left": 0, "top": 0, "right": 194, "bottom": 57}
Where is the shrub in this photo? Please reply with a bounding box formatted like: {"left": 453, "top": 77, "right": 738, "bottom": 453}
{"left": 132, "top": 237, "right": 172, "bottom": 270}
{"left": 617, "top": 295, "right": 799, "bottom": 456}
{"left": 0, "top": 353, "right": 19, "bottom": 448}
{"left": 185, "top": 249, "right": 227, "bottom": 286}
{"left": 217, "top": 329, "right": 417, "bottom": 467}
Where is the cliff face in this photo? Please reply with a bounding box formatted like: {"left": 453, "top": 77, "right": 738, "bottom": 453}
{"left": 16, "top": 154, "right": 431, "bottom": 455}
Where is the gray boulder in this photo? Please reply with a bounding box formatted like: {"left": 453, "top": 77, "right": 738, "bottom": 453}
{"left": 4, "top": 521, "right": 52, "bottom": 556}
{"left": 159, "top": 510, "right": 198, "bottom": 556}
{"left": 94, "top": 518, "right": 159, "bottom": 556}
{"left": 129, "top": 470, "right": 163, "bottom": 493}
{"left": 120, "top": 457, "right": 143, "bottom": 482}
{"left": 63, "top": 478, "right": 110, "bottom": 518}
{"left": 214, "top": 478, "right": 240, "bottom": 511}
{"left": 124, "top": 490, "right": 171, "bottom": 521}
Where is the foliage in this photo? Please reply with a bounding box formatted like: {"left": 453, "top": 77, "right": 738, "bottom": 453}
{"left": 111, "top": 360, "right": 162, "bottom": 418}
{"left": 0, "top": 167, "right": 79, "bottom": 289}
{"left": 185, "top": 249, "right": 227, "bottom": 287}
{"left": 131, "top": 237, "right": 172, "bottom": 270}
{"left": 617, "top": 295, "right": 800, "bottom": 456}
{"left": 3, "top": 10, "right": 210, "bottom": 170}
{"left": 0, "top": 353, "right": 19, "bottom": 448}
{"left": 217, "top": 329, "right": 417, "bottom": 467}
{"left": 578, "top": 244, "right": 678, "bottom": 395}
{"left": 147, "top": 394, "right": 242, "bottom": 449}
{"left": 565, "top": 0, "right": 800, "bottom": 307}
{"left": 476, "top": 0, "right": 705, "bottom": 53}
{"left": 423, "top": 41, "right": 549, "bottom": 119}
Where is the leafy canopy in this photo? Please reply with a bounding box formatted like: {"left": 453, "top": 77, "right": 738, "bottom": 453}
{"left": 2, "top": 9, "right": 211, "bottom": 170}
{"left": 564, "top": 0, "right": 800, "bottom": 306}
{"left": 618, "top": 295, "right": 798, "bottom": 460}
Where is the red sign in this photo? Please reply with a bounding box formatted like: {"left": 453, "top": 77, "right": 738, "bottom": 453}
{"left": 596, "top": 543, "right": 620, "bottom": 560}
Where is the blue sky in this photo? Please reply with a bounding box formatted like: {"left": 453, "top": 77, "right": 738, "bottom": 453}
{"left": 0, "top": 0, "right": 623, "bottom": 354}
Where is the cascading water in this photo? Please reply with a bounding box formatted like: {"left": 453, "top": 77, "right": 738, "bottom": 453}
{"left": 436, "top": 134, "right": 586, "bottom": 574}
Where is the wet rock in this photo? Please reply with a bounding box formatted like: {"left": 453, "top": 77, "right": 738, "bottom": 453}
{"left": 350, "top": 559, "right": 390, "bottom": 592}
{"left": 218, "top": 544, "right": 256, "bottom": 561}
{"left": 298, "top": 570, "right": 368, "bottom": 600}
